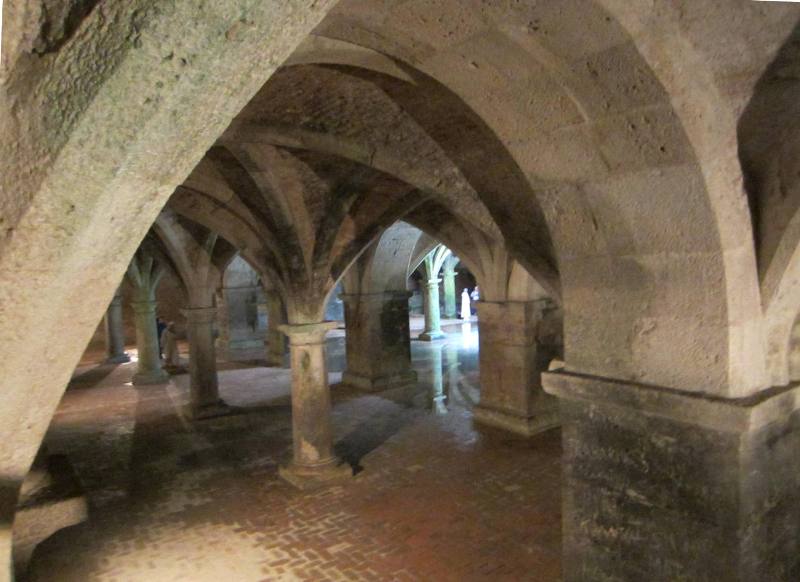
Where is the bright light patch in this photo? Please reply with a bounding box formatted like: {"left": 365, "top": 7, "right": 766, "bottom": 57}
{"left": 460, "top": 322, "right": 479, "bottom": 350}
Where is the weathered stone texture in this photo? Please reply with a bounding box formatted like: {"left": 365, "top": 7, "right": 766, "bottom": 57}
{"left": 545, "top": 371, "right": 800, "bottom": 581}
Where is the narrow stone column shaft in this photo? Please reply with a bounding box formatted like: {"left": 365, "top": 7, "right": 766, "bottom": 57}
{"left": 182, "top": 307, "right": 224, "bottom": 414}
{"left": 131, "top": 300, "right": 168, "bottom": 385}
{"left": 341, "top": 291, "right": 416, "bottom": 391}
{"left": 104, "top": 290, "right": 129, "bottom": 363}
{"left": 442, "top": 267, "right": 457, "bottom": 319}
{"left": 474, "top": 300, "right": 559, "bottom": 436}
{"left": 265, "top": 291, "right": 286, "bottom": 366}
{"left": 214, "top": 289, "right": 231, "bottom": 358}
{"left": 278, "top": 322, "right": 350, "bottom": 489}
{"left": 420, "top": 279, "right": 445, "bottom": 341}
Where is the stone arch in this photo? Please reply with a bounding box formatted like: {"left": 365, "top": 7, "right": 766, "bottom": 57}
{"left": 1, "top": 2, "right": 797, "bottom": 578}
{"left": 0, "top": 6, "right": 335, "bottom": 560}
{"left": 291, "top": 1, "right": 771, "bottom": 395}
{"left": 738, "top": 24, "right": 800, "bottom": 386}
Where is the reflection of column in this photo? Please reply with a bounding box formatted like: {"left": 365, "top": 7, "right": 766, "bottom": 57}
{"left": 341, "top": 291, "right": 417, "bottom": 392}
{"left": 442, "top": 264, "right": 457, "bottom": 319}
{"left": 444, "top": 343, "right": 460, "bottom": 404}
{"left": 182, "top": 307, "right": 229, "bottom": 419}
{"left": 419, "top": 278, "right": 446, "bottom": 341}
{"left": 544, "top": 371, "right": 800, "bottom": 582}
{"left": 278, "top": 322, "right": 351, "bottom": 489}
{"left": 265, "top": 290, "right": 286, "bottom": 367}
{"left": 473, "top": 300, "right": 558, "bottom": 436}
{"left": 104, "top": 289, "right": 130, "bottom": 363}
{"left": 131, "top": 301, "right": 169, "bottom": 385}
{"left": 430, "top": 344, "right": 447, "bottom": 414}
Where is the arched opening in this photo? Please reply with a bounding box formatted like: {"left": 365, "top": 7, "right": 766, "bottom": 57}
{"left": 3, "top": 2, "right": 800, "bottom": 581}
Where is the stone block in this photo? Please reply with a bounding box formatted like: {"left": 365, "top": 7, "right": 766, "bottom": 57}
{"left": 544, "top": 370, "right": 800, "bottom": 581}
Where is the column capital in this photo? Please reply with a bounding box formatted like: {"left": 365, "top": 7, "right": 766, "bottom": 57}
{"left": 130, "top": 300, "right": 157, "bottom": 314}
{"left": 279, "top": 321, "right": 338, "bottom": 345}
{"left": 181, "top": 306, "right": 217, "bottom": 324}
{"left": 425, "top": 278, "right": 442, "bottom": 287}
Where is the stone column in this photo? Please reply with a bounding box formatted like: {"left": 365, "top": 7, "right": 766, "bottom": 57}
{"left": 543, "top": 372, "right": 800, "bottom": 581}
{"left": 182, "top": 307, "right": 229, "bottom": 419}
{"left": 131, "top": 300, "right": 168, "bottom": 385}
{"left": 278, "top": 322, "right": 351, "bottom": 489}
{"left": 214, "top": 289, "right": 232, "bottom": 359}
{"left": 104, "top": 290, "right": 130, "bottom": 363}
{"left": 341, "top": 291, "right": 417, "bottom": 392}
{"left": 442, "top": 265, "right": 457, "bottom": 320}
{"left": 265, "top": 290, "right": 286, "bottom": 367}
{"left": 419, "top": 278, "right": 446, "bottom": 341}
{"left": 473, "top": 300, "right": 559, "bottom": 436}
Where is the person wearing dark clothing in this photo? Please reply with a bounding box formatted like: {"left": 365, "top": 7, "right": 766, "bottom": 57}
{"left": 156, "top": 316, "right": 167, "bottom": 358}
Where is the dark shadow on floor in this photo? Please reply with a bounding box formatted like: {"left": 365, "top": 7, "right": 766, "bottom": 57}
{"left": 67, "top": 364, "right": 121, "bottom": 391}
{"left": 335, "top": 403, "right": 417, "bottom": 475}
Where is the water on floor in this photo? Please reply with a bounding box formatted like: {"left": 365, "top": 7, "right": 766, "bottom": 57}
{"left": 28, "top": 320, "right": 562, "bottom": 582}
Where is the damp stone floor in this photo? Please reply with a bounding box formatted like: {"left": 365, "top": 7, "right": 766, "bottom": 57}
{"left": 27, "top": 319, "right": 562, "bottom": 581}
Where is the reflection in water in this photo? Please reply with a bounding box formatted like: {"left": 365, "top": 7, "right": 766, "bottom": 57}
{"left": 430, "top": 344, "right": 448, "bottom": 415}
{"left": 443, "top": 343, "right": 461, "bottom": 408}
{"left": 460, "top": 322, "right": 478, "bottom": 350}
{"left": 327, "top": 322, "right": 479, "bottom": 416}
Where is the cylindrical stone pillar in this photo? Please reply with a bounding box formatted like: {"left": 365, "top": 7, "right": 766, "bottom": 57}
{"left": 265, "top": 291, "right": 286, "bottom": 367}
{"left": 131, "top": 300, "right": 168, "bottom": 385}
{"left": 104, "top": 291, "right": 130, "bottom": 363}
{"left": 214, "top": 289, "right": 232, "bottom": 360}
{"left": 182, "top": 307, "right": 229, "bottom": 419}
{"left": 442, "top": 267, "right": 457, "bottom": 320}
{"left": 278, "top": 322, "right": 350, "bottom": 489}
{"left": 473, "top": 300, "right": 559, "bottom": 436}
{"left": 419, "top": 278, "right": 446, "bottom": 341}
{"left": 340, "top": 291, "right": 417, "bottom": 392}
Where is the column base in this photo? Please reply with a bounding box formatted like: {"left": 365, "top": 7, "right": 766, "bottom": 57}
{"left": 279, "top": 458, "right": 352, "bottom": 490}
{"left": 432, "top": 395, "right": 448, "bottom": 415}
{"left": 132, "top": 368, "right": 170, "bottom": 385}
{"left": 473, "top": 404, "right": 560, "bottom": 437}
{"left": 543, "top": 370, "right": 800, "bottom": 582}
{"left": 340, "top": 370, "right": 418, "bottom": 392}
{"left": 105, "top": 353, "right": 131, "bottom": 364}
{"left": 190, "top": 400, "right": 233, "bottom": 421}
{"left": 418, "top": 331, "right": 446, "bottom": 341}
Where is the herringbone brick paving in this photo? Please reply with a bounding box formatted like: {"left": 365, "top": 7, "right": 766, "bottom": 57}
{"left": 28, "top": 325, "right": 561, "bottom": 581}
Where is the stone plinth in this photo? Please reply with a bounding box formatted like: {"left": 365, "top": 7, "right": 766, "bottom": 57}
{"left": 543, "top": 370, "right": 800, "bottom": 582}
{"left": 279, "top": 322, "right": 351, "bottom": 489}
{"left": 182, "top": 307, "right": 229, "bottom": 420}
{"left": 419, "top": 278, "right": 445, "bottom": 341}
{"left": 341, "top": 291, "right": 417, "bottom": 392}
{"left": 473, "top": 301, "right": 559, "bottom": 436}
{"left": 131, "top": 300, "right": 168, "bottom": 385}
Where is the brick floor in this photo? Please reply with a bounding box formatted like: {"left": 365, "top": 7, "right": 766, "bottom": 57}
{"left": 27, "top": 322, "right": 562, "bottom": 581}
